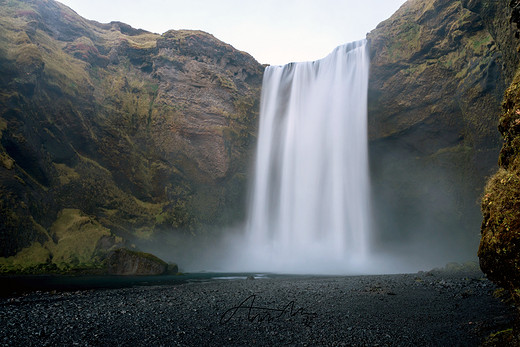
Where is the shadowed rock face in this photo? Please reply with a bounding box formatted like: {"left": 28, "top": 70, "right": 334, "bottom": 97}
{"left": 106, "top": 248, "right": 167, "bottom": 275}
{"left": 0, "top": 0, "right": 262, "bottom": 268}
{"left": 367, "top": 0, "right": 519, "bottom": 261}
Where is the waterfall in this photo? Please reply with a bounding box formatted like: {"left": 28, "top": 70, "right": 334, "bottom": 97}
{"left": 235, "top": 40, "right": 371, "bottom": 274}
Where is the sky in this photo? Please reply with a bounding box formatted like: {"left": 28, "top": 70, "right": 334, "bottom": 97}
{"left": 56, "top": 0, "right": 408, "bottom": 66}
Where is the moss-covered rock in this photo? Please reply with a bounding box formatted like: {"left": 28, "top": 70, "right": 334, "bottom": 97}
{"left": 105, "top": 248, "right": 167, "bottom": 275}
{"left": 479, "top": 64, "right": 520, "bottom": 305}
{"left": 480, "top": 168, "right": 520, "bottom": 286}
{"left": 477, "top": 3, "right": 520, "bottom": 342}
{"left": 0, "top": 208, "right": 118, "bottom": 273}
{"left": 482, "top": 328, "right": 520, "bottom": 346}
{"left": 46, "top": 209, "right": 112, "bottom": 267}
{"left": 63, "top": 36, "right": 109, "bottom": 67}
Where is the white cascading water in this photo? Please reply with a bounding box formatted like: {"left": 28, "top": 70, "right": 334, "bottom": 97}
{"left": 233, "top": 40, "right": 372, "bottom": 274}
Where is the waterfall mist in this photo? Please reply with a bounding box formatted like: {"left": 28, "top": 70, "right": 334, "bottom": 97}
{"left": 140, "top": 41, "right": 477, "bottom": 274}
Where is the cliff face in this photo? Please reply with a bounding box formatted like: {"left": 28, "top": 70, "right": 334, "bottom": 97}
{"left": 0, "top": 0, "right": 262, "bottom": 271}
{"left": 1, "top": 0, "right": 516, "bottom": 272}
{"left": 367, "top": 0, "right": 518, "bottom": 261}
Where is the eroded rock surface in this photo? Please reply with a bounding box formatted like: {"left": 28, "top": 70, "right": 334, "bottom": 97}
{"left": 368, "top": 0, "right": 518, "bottom": 259}
{"left": 0, "top": 0, "right": 262, "bottom": 271}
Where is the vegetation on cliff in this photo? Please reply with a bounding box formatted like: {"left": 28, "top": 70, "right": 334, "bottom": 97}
{"left": 477, "top": 0, "right": 517, "bottom": 323}
{"left": 2, "top": 0, "right": 518, "bottom": 277}
{"left": 479, "top": 60, "right": 520, "bottom": 347}
{"left": 477, "top": 1, "right": 520, "bottom": 343}
{"left": 0, "top": 0, "right": 262, "bottom": 272}
{"left": 367, "top": 0, "right": 517, "bottom": 261}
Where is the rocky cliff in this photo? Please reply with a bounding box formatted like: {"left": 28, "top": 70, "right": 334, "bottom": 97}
{"left": 0, "top": 0, "right": 262, "bottom": 272}
{"left": 367, "top": 0, "right": 518, "bottom": 262}
{"left": 1, "top": 0, "right": 517, "bottom": 273}
{"left": 478, "top": 1, "right": 520, "bottom": 331}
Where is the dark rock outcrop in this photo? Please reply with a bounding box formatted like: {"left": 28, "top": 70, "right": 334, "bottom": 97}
{"left": 106, "top": 248, "right": 167, "bottom": 275}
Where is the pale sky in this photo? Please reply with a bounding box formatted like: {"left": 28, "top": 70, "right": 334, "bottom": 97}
{"left": 57, "top": 0, "right": 408, "bottom": 66}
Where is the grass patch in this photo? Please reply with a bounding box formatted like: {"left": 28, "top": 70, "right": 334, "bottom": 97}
{"left": 53, "top": 163, "right": 80, "bottom": 185}
{"left": 46, "top": 209, "right": 111, "bottom": 267}
{"left": 0, "top": 242, "right": 51, "bottom": 270}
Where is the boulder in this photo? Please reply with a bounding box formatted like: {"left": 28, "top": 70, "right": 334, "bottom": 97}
{"left": 106, "top": 248, "right": 168, "bottom": 276}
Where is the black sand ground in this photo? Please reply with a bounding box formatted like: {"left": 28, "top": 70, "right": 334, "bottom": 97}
{"left": 0, "top": 270, "right": 515, "bottom": 346}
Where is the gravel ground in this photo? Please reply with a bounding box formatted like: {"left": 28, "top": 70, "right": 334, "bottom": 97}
{"left": 0, "top": 270, "right": 514, "bottom": 346}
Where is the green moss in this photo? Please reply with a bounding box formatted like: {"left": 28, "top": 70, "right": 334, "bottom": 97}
{"left": 46, "top": 209, "right": 111, "bottom": 267}
{"left": 483, "top": 328, "right": 519, "bottom": 347}
{"left": 144, "top": 81, "right": 159, "bottom": 95}
{"left": 0, "top": 242, "right": 51, "bottom": 270}
{"left": 471, "top": 31, "right": 493, "bottom": 52}
{"left": 165, "top": 199, "right": 197, "bottom": 231}
{"left": 480, "top": 168, "right": 520, "bottom": 271}
{"left": 386, "top": 21, "right": 422, "bottom": 61}
{"left": 92, "top": 64, "right": 158, "bottom": 133}
{"left": 76, "top": 153, "right": 111, "bottom": 174}
{"left": 13, "top": 30, "right": 30, "bottom": 45}
{"left": 14, "top": 43, "right": 43, "bottom": 68}
{"left": 155, "top": 212, "right": 167, "bottom": 225}
{"left": 401, "top": 62, "right": 428, "bottom": 77}
{"left": 430, "top": 143, "right": 472, "bottom": 158}
{"left": 222, "top": 94, "right": 259, "bottom": 150}
{"left": 161, "top": 29, "right": 208, "bottom": 41}
{"left": 53, "top": 163, "right": 80, "bottom": 185}
{"left": 218, "top": 74, "right": 237, "bottom": 92}
{"left": 132, "top": 197, "right": 164, "bottom": 215}
{"left": 0, "top": 208, "right": 119, "bottom": 274}
{"left": 479, "top": 65, "right": 520, "bottom": 318}
{"left": 0, "top": 152, "right": 14, "bottom": 169}
{"left": 24, "top": 29, "right": 93, "bottom": 96}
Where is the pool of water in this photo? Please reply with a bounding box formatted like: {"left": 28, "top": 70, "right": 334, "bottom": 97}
{"left": 0, "top": 272, "right": 272, "bottom": 296}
